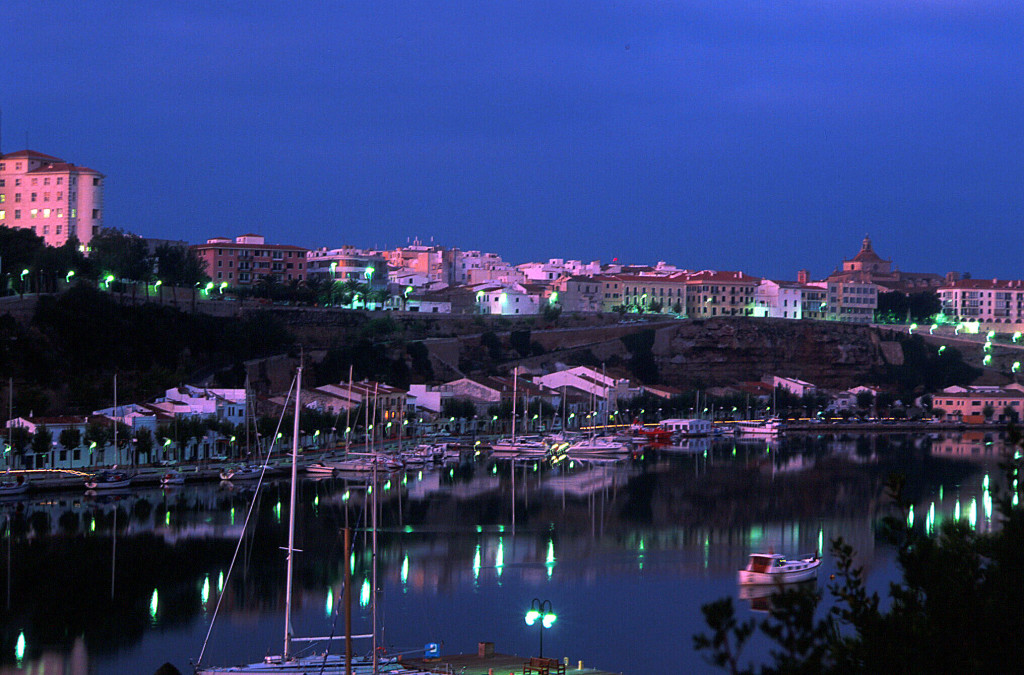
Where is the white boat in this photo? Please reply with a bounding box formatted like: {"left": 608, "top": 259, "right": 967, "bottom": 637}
{"left": 566, "top": 436, "right": 628, "bottom": 455}
{"left": 219, "top": 465, "right": 264, "bottom": 481}
{"left": 0, "top": 474, "right": 29, "bottom": 497}
{"left": 737, "top": 552, "right": 820, "bottom": 585}
{"left": 305, "top": 461, "right": 338, "bottom": 476}
{"left": 85, "top": 469, "right": 133, "bottom": 490}
{"left": 160, "top": 471, "right": 186, "bottom": 486}
{"left": 196, "top": 366, "right": 435, "bottom": 674}
{"left": 735, "top": 418, "right": 784, "bottom": 436}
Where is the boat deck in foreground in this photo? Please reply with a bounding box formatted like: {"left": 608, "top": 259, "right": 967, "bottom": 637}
{"left": 401, "top": 652, "right": 621, "bottom": 675}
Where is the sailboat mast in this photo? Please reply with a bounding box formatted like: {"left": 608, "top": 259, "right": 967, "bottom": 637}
{"left": 511, "top": 369, "right": 517, "bottom": 444}
{"left": 283, "top": 365, "right": 302, "bottom": 661}
{"left": 371, "top": 461, "right": 379, "bottom": 675}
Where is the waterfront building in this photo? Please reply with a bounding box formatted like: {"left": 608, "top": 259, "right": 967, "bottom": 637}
{"left": 191, "top": 234, "right": 307, "bottom": 285}
{"left": 306, "top": 246, "right": 388, "bottom": 288}
{"left": 772, "top": 376, "right": 817, "bottom": 397}
{"left": 533, "top": 366, "right": 630, "bottom": 421}
{"left": 933, "top": 387, "right": 1024, "bottom": 422}
{"left": 684, "top": 270, "right": 760, "bottom": 317}
{"left": 0, "top": 149, "right": 104, "bottom": 247}
{"left": 938, "top": 278, "right": 1024, "bottom": 330}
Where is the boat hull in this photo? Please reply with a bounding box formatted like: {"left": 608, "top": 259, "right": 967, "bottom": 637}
{"left": 738, "top": 558, "right": 820, "bottom": 585}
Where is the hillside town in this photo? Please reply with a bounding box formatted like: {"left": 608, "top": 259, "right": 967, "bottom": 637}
{"left": 3, "top": 147, "right": 1024, "bottom": 472}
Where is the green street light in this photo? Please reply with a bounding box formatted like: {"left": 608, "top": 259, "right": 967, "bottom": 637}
{"left": 154, "top": 279, "right": 162, "bottom": 288}
{"left": 65, "top": 270, "right": 75, "bottom": 283}
{"left": 20, "top": 269, "right": 29, "bottom": 280}
{"left": 524, "top": 598, "right": 556, "bottom": 658}
{"left": 365, "top": 266, "right": 375, "bottom": 280}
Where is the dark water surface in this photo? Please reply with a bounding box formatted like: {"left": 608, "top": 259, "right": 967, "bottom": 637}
{"left": 0, "top": 431, "right": 1006, "bottom": 674}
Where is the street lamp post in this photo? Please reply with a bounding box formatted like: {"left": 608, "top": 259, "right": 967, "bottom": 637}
{"left": 524, "top": 598, "right": 556, "bottom": 658}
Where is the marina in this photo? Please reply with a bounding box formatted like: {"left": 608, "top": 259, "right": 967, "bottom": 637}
{"left": 0, "top": 429, "right": 1012, "bottom": 673}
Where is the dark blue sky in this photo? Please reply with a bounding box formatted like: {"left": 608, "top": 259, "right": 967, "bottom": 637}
{"left": 4, "top": 1, "right": 1023, "bottom": 279}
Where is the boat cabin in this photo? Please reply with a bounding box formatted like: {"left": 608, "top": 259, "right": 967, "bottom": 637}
{"left": 660, "top": 418, "right": 713, "bottom": 436}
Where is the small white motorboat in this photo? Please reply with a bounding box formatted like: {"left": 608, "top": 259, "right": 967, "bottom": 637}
{"left": 0, "top": 473, "right": 29, "bottom": 497}
{"left": 85, "top": 469, "right": 133, "bottom": 490}
{"left": 305, "top": 461, "right": 338, "bottom": 475}
{"left": 738, "top": 552, "right": 820, "bottom": 585}
{"left": 160, "top": 471, "right": 186, "bottom": 486}
{"left": 219, "top": 464, "right": 264, "bottom": 481}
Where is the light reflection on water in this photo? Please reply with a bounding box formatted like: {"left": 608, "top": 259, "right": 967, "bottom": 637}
{"left": 0, "top": 431, "right": 1013, "bottom": 674}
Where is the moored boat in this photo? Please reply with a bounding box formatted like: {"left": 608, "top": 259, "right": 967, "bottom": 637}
{"left": 219, "top": 465, "right": 264, "bottom": 481}
{"left": 160, "top": 471, "right": 186, "bottom": 486}
{"left": 735, "top": 418, "right": 784, "bottom": 436}
{"left": 738, "top": 552, "right": 820, "bottom": 585}
{"left": 85, "top": 469, "right": 133, "bottom": 490}
{"left": 0, "top": 473, "right": 29, "bottom": 497}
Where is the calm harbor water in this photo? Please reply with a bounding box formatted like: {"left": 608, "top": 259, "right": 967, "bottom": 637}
{"left": 0, "top": 430, "right": 1008, "bottom": 675}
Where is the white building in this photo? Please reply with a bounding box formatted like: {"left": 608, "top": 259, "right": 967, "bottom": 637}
{"left": 755, "top": 280, "right": 808, "bottom": 319}
{"left": 474, "top": 282, "right": 542, "bottom": 315}
{"left": 772, "top": 376, "right": 817, "bottom": 397}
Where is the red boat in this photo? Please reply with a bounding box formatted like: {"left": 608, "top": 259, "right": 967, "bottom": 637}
{"left": 630, "top": 420, "right": 673, "bottom": 444}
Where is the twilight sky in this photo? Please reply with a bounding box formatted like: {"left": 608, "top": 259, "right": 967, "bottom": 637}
{"left": 3, "top": 1, "right": 1023, "bottom": 280}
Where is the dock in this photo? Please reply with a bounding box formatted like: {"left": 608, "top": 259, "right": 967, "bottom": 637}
{"left": 401, "top": 649, "right": 621, "bottom": 675}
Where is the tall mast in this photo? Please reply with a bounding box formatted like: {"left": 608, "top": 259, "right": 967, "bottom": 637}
{"left": 511, "top": 368, "right": 517, "bottom": 444}
{"left": 345, "top": 365, "right": 353, "bottom": 451}
{"left": 283, "top": 365, "right": 302, "bottom": 661}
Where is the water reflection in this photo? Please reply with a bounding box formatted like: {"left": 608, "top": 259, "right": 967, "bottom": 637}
{"left": 0, "top": 432, "right": 1013, "bottom": 673}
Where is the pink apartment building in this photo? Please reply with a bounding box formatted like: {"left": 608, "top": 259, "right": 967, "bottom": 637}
{"left": 0, "top": 149, "right": 104, "bottom": 248}
{"left": 191, "top": 234, "right": 307, "bottom": 285}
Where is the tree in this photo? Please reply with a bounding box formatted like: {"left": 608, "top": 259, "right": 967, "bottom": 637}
{"left": 154, "top": 243, "right": 207, "bottom": 287}
{"left": 133, "top": 427, "right": 154, "bottom": 464}
{"left": 59, "top": 427, "right": 81, "bottom": 453}
{"left": 31, "top": 426, "right": 53, "bottom": 464}
{"left": 8, "top": 426, "right": 31, "bottom": 467}
{"left": 89, "top": 228, "right": 152, "bottom": 281}
{"left": 0, "top": 226, "right": 45, "bottom": 294}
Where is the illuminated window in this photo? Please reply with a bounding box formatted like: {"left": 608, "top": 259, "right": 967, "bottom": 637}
{"left": 56, "top": 208, "right": 62, "bottom": 218}
{"left": 43, "top": 209, "right": 50, "bottom": 218}
{"left": 70, "top": 208, "right": 76, "bottom": 218}
{"left": 0, "top": 194, "right": 4, "bottom": 202}
{"left": 0, "top": 210, "right": 4, "bottom": 219}
{"left": 30, "top": 209, "right": 38, "bottom": 218}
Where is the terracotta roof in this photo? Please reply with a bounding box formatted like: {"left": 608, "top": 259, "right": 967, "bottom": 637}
{"left": 685, "top": 270, "right": 761, "bottom": 283}
{"left": 27, "top": 162, "right": 103, "bottom": 175}
{"left": 940, "top": 279, "right": 1024, "bottom": 290}
{"left": 191, "top": 242, "right": 308, "bottom": 252}
{"left": 0, "top": 149, "right": 63, "bottom": 161}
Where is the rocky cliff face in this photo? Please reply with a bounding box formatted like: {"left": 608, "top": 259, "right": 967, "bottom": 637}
{"left": 514, "top": 317, "right": 888, "bottom": 389}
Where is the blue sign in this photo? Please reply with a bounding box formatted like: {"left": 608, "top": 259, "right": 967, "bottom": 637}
{"left": 424, "top": 643, "right": 440, "bottom": 658}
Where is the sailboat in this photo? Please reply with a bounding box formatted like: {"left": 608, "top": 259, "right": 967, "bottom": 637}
{"left": 195, "top": 365, "right": 433, "bottom": 675}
